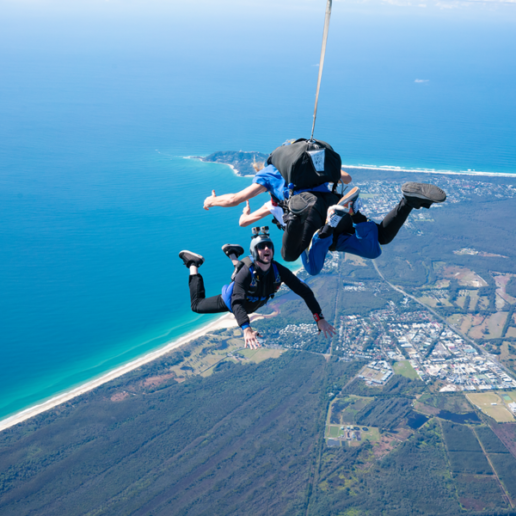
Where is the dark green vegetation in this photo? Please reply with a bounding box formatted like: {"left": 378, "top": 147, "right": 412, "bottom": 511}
{"left": 443, "top": 423, "right": 492, "bottom": 475}
{"left": 442, "top": 422, "right": 484, "bottom": 452}
{"left": 330, "top": 396, "right": 372, "bottom": 424}
{"left": 195, "top": 150, "right": 268, "bottom": 176}
{"left": 355, "top": 398, "right": 412, "bottom": 430}
{"left": 419, "top": 393, "right": 473, "bottom": 413}
{"left": 0, "top": 353, "right": 356, "bottom": 516}
{"left": 312, "top": 421, "right": 461, "bottom": 515}
{"left": 439, "top": 422, "right": 516, "bottom": 509}
{"left": 476, "top": 426, "right": 510, "bottom": 453}
{"left": 488, "top": 453, "right": 516, "bottom": 500}
{"left": 453, "top": 474, "right": 508, "bottom": 512}
{"left": 3, "top": 346, "right": 516, "bottom": 516}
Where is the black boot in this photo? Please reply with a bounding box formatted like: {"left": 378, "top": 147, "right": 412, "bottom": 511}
{"left": 221, "top": 244, "right": 244, "bottom": 259}
{"left": 401, "top": 182, "right": 447, "bottom": 209}
{"left": 179, "top": 250, "right": 205, "bottom": 268}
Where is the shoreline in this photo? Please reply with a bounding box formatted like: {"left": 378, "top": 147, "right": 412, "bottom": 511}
{"left": 184, "top": 156, "right": 254, "bottom": 178}
{"left": 186, "top": 154, "right": 515, "bottom": 179}
{"left": 341, "top": 164, "right": 516, "bottom": 178}
{"left": 0, "top": 313, "right": 238, "bottom": 433}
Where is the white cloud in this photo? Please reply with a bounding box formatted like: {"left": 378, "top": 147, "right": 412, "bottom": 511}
{"left": 415, "top": 79, "right": 430, "bottom": 83}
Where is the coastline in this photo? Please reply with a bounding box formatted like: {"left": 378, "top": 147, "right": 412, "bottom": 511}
{"left": 341, "top": 164, "right": 516, "bottom": 178}
{"left": 184, "top": 156, "right": 254, "bottom": 178}
{"left": 187, "top": 155, "right": 515, "bottom": 179}
{"left": 0, "top": 313, "right": 238, "bottom": 433}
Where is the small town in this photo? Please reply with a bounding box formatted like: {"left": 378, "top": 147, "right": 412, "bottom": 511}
{"left": 355, "top": 175, "right": 515, "bottom": 222}
{"left": 337, "top": 302, "right": 516, "bottom": 391}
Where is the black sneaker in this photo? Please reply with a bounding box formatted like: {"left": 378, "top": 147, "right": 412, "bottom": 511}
{"left": 402, "top": 182, "right": 447, "bottom": 209}
{"left": 179, "top": 250, "right": 205, "bottom": 268}
{"left": 221, "top": 244, "right": 244, "bottom": 259}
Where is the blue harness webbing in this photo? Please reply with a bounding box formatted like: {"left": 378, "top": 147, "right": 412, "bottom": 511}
{"left": 221, "top": 258, "right": 281, "bottom": 312}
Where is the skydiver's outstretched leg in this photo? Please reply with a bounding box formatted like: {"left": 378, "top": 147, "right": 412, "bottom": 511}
{"left": 222, "top": 244, "right": 244, "bottom": 267}
{"left": 302, "top": 183, "right": 446, "bottom": 275}
{"left": 179, "top": 251, "right": 229, "bottom": 314}
{"left": 376, "top": 182, "right": 447, "bottom": 245}
{"left": 375, "top": 197, "right": 413, "bottom": 245}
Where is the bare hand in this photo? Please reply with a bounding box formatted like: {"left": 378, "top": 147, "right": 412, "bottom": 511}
{"left": 243, "top": 327, "right": 261, "bottom": 349}
{"left": 317, "top": 319, "right": 336, "bottom": 338}
{"left": 242, "top": 200, "right": 251, "bottom": 215}
{"left": 340, "top": 169, "right": 352, "bottom": 185}
{"left": 203, "top": 190, "right": 216, "bottom": 210}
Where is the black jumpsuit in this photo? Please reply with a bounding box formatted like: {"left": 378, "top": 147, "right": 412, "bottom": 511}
{"left": 189, "top": 261, "right": 322, "bottom": 328}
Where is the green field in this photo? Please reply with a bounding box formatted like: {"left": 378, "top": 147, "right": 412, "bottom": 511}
{"left": 393, "top": 361, "right": 419, "bottom": 380}
{"left": 328, "top": 425, "right": 340, "bottom": 438}
{"left": 465, "top": 392, "right": 515, "bottom": 422}
{"left": 239, "top": 347, "right": 285, "bottom": 363}
{"left": 361, "top": 426, "right": 381, "bottom": 443}
{"left": 503, "top": 390, "right": 516, "bottom": 402}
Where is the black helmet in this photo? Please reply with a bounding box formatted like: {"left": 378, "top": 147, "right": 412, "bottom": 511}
{"left": 250, "top": 226, "right": 274, "bottom": 262}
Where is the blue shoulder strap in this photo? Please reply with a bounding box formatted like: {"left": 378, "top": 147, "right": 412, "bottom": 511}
{"left": 272, "top": 263, "right": 281, "bottom": 284}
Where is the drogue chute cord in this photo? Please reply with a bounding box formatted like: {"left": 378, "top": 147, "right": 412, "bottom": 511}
{"left": 309, "top": 0, "right": 333, "bottom": 142}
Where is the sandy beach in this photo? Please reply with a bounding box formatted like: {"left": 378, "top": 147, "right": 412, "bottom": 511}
{"left": 0, "top": 313, "right": 239, "bottom": 433}
{"left": 341, "top": 164, "right": 516, "bottom": 178}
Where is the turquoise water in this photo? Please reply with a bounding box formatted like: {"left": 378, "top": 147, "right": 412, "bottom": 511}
{"left": 1, "top": 3, "right": 515, "bottom": 420}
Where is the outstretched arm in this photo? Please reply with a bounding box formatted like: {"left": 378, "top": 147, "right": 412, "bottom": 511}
{"left": 203, "top": 183, "right": 267, "bottom": 210}
{"left": 239, "top": 201, "right": 272, "bottom": 227}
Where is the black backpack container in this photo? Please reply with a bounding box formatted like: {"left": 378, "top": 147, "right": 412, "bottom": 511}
{"left": 267, "top": 138, "right": 342, "bottom": 190}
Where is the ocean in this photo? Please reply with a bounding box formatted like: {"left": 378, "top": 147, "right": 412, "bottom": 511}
{"left": 0, "top": 1, "right": 515, "bottom": 421}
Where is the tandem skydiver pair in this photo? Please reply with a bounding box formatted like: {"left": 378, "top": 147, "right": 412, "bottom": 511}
{"left": 182, "top": 138, "right": 447, "bottom": 348}
{"left": 203, "top": 139, "right": 447, "bottom": 273}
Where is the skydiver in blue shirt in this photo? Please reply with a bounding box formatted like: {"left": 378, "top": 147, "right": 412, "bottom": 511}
{"left": 203, "top": 160, "right": 352, "bottom": 262}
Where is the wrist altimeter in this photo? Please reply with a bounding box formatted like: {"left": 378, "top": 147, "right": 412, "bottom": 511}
{"left": 313, "top": 313, "right": 324, "bottom": 332}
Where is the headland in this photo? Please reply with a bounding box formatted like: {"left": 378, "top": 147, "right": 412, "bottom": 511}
{"left": 190, "top": 150, "right": 269, "bottom": 177}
